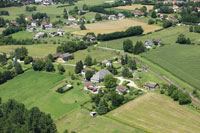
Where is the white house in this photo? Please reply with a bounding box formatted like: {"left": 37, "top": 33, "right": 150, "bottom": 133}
{"left": 31, "top": 21, "right": 37, "bottom": 27}
{"left": 57, "top": 29, "right": 66, "bottom": 36}
{"left": 35, "top": 0, "right": 42, "bottom": 3}
{"left": 108, "top": 15, "right": 117, "bottom": 20}
{"left": 68, "top": 16, "right": 76, "bottom": 22}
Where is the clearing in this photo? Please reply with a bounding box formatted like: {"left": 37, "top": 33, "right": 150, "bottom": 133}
{"left": 70, "top": 19, "right": 162, "bottom": 35}
{"left": 0, "top": 70, "right": 90, "bottom": 119}
{"left": 109, "top": 93, "right": 200, "bottom": 133}
{"left": 142, "top": 45, "right": 200, "bottom": 89}
{"left": 115, "top": 4, "right": 153, "bottom": 11}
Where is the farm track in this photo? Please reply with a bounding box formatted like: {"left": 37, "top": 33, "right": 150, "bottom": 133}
{"left": 97, "top": 46, "right": 200, "bottom": 106}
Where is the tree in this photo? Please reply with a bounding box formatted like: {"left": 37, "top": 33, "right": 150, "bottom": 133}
{"left": 96, "top": 99, "right": 109, "bottom": 115}
{"left": 104, "top": 74, "right": 117, "bottom": 88}
{"left": 107, "top": 65, "right": 118, "bottom": 75}
{"left": 121, "top": 56, "right": 125, "bottom": 65}
{"left": 163, "top": 20, "right": 172, "bottom": 28}
{"left": 178, "top": 91, "right": 191, "bottom": 105}
{"left": 128, "top": 59, "right": 137, "bottom": 70}
{"left": 189, "top": 26, "right": 193, "bottom": 32}
{"left": 85, "top": 70, "right": 93, "bottom": 81}
{"left": 0, "top": 53, "right": 7, "bottom": 66}
{"left": 171, "top": 90, "right": 181, "bottom": 101}
{"left": 176, "top": 34, "right": 191, "bottom": 44}
{"left": 148, "top": 19, "right": 155, "bottom": 25}
{"left": 32, "top": 59, "right": 45, "bottom": 71}
{"left": 111, "top": 91, "right": 124, "bottom": 107}
{"left": 124, "top": 54, "right": 128, "bottom": 65}
{"left": 123, "top": 39, "right": 133, "bottom": 53}
{"left": 75, "top": 60, "right": 83, "bottom": 74}
{"left": 57, "top": 64, "right": 65, "bottom": 75}
{"left": 24, "top": 56, "right": 33, "bottom": 64}
{"left": 167, "top": 84, "right": 177, "bottom": 96}
{"left": 80, "top": 24, "right": 86, "bottom": 30}
{"left": 47, "top": 54, "right": 55, "bottom": 62}
{"left": 83, "top": 4, "right": 88, "bottom": 10}
{"left": 133, "top": 41, "right": 145, "bottom": 55}
{"left": 95, "top": 13, "right": 102, "bottom": 21}
{"left": 122, "top": 67, "right": 132, "bottom": 78}
{"left": 45, "top": 62, "right": 55, "bottom": 72}
{"left": 15, "top": 47, "right": 28, "bottom": 60}
{"left": 151, "top": 11, "right": 157, "bottom": 18}
{"left": 84, "top": 55, "right": 92, "bottom": 66}
{"left": 15, "top": 63, "right": 23, "bottom": 74}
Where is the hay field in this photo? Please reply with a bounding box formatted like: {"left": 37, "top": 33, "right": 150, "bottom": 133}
{"left": 109, "top": 93, "right": 200, "bottom": 133}
{"left": 115, "top": 4, "right": 153, "bottom": 11}
{"left": 71, "top": 19, "right": 162, "bottom": 35}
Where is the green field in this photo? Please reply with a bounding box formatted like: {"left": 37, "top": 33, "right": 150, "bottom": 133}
{"left": 56, "top": 108, "right": 144, "bottom": 133}
{"left": 99, "top": 26, "right": 200, "bottom": 50}
{"left": 108, "top": 93, "right": 200, "bottom": 133}
{"left": 0, "top": 70, "right": 90, "bottom": 119}
{"left": 142, "top": 45, "right": 200, "bottom": 89}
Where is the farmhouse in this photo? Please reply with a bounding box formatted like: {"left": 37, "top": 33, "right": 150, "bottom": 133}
{"left": 116, "top": 85, "right": 129, "bottom": 95}
{"left": 33, "top": 32, "right": 45, "bottom": 39}
{"left": 31, "top": 21, "right": 37, "bottom": 27}
{"left": 145, "top": 40, "right": 153, "bottom": 48}
{"left": 118, "top": 13, "right": 125, "bottom": 19}
{"left": 41, "top": 20, "right": 53, "bottom": 29}
{"left": 84, "top": 82, "right": 98, "bottom": 93}
{"left": 154, "top": 38, "right": 162, "bottom": 45}
{"left": 86, "top": 35, "right": 96, "bottom": 42}
{"left": 91, "top": 69, "right": 111, "bottom": 83}
{"left": 68, "top": 16, "right": 76, "bottom": 22}
{"left": 108, "top": 15, "right": 117, "bottom": 20}
{"left": 134, "top": 10, "right": 144, "bottom": 17}
{"left": 102, "top": 59, "right": 111, "bottom": 67}
{"left": 144, "top": 82, "right": 159, "bottom": 90}
{"left": 57, "top": 53, "right": 73, "bottom": 63}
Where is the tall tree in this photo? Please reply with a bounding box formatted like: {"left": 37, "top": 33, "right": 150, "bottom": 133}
{"left": 96, "top": 99, "right": 109, "bottom": 115}
{"left": 123, "top": 39, "right": 133, "bottom": 53}
{"left": 75, "top": 60, "right": 83, "bottom": 74}
{"left": 15, "top": 47, "right": 28, "bottom": 60}
{"left": 128, "top": 59, "right": 137, "bottom": 70}
{"left": 104, "top": 74, "right": 117, "bottom": 88}
{"left": 14, "top": 63, "right": 23, "bottom": 74}
{"left": 84, "top": 55, "right": 92, "bottom": 66}
{"left": 133, "top": 41, "right": 145, "bottom": 55}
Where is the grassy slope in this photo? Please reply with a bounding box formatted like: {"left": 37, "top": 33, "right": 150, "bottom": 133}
{"left": 0, "top": 70, "right": 90, "bottom": 119}
{"left": 99, "top": 26, "right": 200, "bottom": 50}
{"left": 56, "top": 108, "right": 144, "bottom": 133}
{"left": 109, "top": 93, "right": 200, "bottom": 133}
{"left": 142, "top": 45, "right": 200, "bottom": 89}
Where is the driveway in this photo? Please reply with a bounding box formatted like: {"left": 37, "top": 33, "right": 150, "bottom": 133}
{"left": 116, "top": 77, "right": 143, "bottom": 90}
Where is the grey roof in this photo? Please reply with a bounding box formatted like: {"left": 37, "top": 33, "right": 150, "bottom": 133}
{"left": 145, "top": 40, "right": 153, "bottom": 46}
{"left": 62, "top": 53, "right": 72, "bottom": 58}
{"left": 91, "top": 69, "right": 111, "bottom": 82}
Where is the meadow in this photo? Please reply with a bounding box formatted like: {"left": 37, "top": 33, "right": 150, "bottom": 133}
{"left": 99, "top": 26, "right": 200, "bottom": 50}
{"left": 108, "top": 93, "right": 200, "bottom": 133}
{"left": 114, "top": 4, "right": 153, "bottom": 11}
{"left": 0, "top": 70, "right": 90, "bottom": 119}
{"left": 70, "top": 19, "right": 162, "bottom": 35}
{"left": 142, "top": 45, "right": 200, "bottom": 89}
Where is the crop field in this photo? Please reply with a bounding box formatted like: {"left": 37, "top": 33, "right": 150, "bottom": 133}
{"left": 56, "top": 108, "right": 144, "bottom": 133}
{"left": 71, "top": 19, "right": 162, "bottom": 35}
{"left": 99, "top": 26, "right": 200, "bottom": 50}
{"left": 108, "top": 93, "right": 200, "bottom": 133}
{"left": 142, "top": 45, "right": 200, "bottom": 89}
{"left": 115, "top": 4, "right": 153, "bottom": 11}
{"left": 0, "top": 70, "right": 90, "bottom": 119}
{"left": 0, "top": 44, "right": 58, "bottom": 57}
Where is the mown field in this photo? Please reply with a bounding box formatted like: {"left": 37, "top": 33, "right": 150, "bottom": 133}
{"left": 0, "top": 44, "right": 58, "bottom": 57}
{"left": 56, "top": 108, "right": 144, "bottom": 133}
{"left": 0, "top": 70, "right": 90, "bottom": 119}
{"left": 142, "top": 45, "right": 200, "bottom": 89}
{"left": 99, "top": 26, "right": 200, "bottom": 50}
{"left": 71, "top": 19, "right": 162, "bottom": 35}
{"left": 108, "top": 93, "right": 200, "bottom": 133}
{"left": 114, "top": 4, "right": 153, "bottom": 11}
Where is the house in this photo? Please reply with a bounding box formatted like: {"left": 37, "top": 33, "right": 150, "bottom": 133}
{"left": 116, "top": 85, "right": 129, "bottom": 95}
{"left": 10, "top": 20, "right": 19, "bottom": 26}
{"left": 86, "top": 35, "right": 96, "bottom": 42}
{"left": 57, "top": 53, "right": 73, "bottom": 63}
{"left": 43, "top": 0, "right": 53, "bottom": 6}
{"left": 68, "top": 16, "right": 76, "bottom": 22}
{"left": 91, "top": 69, "right": 111, "bottom": 83}
{"left": 35, "top": 0, "right": 42, "bottom": 3}
{"left": 144, "top": 82, "right": 159, "bottom": 90}
{"left": 169, "top": 18, "right": 179, "bottom": 23}
{"left": 33, "top": 32, "right": 45, "bottom": 39}
{"left": 118, "top": 13, "right": 125, "bottom": 19}
{"left": 81, "top": 68, "right": 95, "bottom": 77}
{"left": 57, "top": 29, "right": 66, "bottom": 36}
{"left": 90, "top": 112, "right": 97, "bottom": 117}
{"left": 102, "top": 59, "right": 111, "bottom": 67}
{"left": 108, "top": 15, "right": 117, "bottom": 20}
{"left": 144, "top": 40, "right": 154, "bottom": 48}
{"left": 84, "top": 82, "right": 98, "bottom": 93}
{"left": 41, "top": 20, "right": 53, "bottom": 29}
{"left": 26, "top": 25, "right": 35, "bottom": 32}
{"left": 172, "top": 5, "right": 179, "bottom": 12}
{"left": 153, "top": 38, "right": 162, "bottom": 45}
{"left": 134, "top": 10, "right": 144, "bottom": 17}
{"left": 52, "top": 53, "right": 62, "bottom": 59}
{"left": 31, "top": 21, "right": 37, "bottom": 27}
{"left": 25, "top": 16, "right": 32, "bottom": 21}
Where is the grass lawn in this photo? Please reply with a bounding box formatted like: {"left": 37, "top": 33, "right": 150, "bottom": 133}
{"left": 98, "top": 26, "right": 200, "bottom": 50}
{"left": 0, "top": 70, "right": 90, "bottom": 119}
{"left": 108, "top": 93, "right": 200, "bottom": 133}
{"left": 141, "top": 45, "right": 200, "bottom": 90}
{"left": 0, "top": 44, "right": 58, "bottom": 57}
{"left": 67, "top": 47, "right": 119, "bottom": 64}
{"left": 56, "top": 108, "right": 144, "bottom": 133}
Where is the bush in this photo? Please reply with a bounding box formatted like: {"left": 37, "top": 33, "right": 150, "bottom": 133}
{"left": 163, "top": 20, "right": 172, "bottom": 28}
{"left": 148, "top": 19, "right": 155, "bottom": 25}
{"left": 24, "top": 56, "right": 33, "bottom": 64}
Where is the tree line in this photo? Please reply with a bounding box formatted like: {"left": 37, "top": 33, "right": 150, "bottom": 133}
{"left": 123, "top": 39, "right": 146, "bottom": 55}
{"left": 0, "top": 10, "right": 9, "bottom": 16}
{"left": 97, "top": 26, "right": 144, "bottom": 41}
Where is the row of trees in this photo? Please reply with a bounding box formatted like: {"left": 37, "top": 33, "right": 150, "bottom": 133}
{"left": 189, "top": 25, "right": 200, "bottom": 33}
{"left": 2, "top": 26, "right": 23, "bottom": 36}
{"left": 26, "top": 6, "right": 37, "bottom": 12}
{"left": 97, "top": 26, "right": 144, "bottom": 41}
{"left": 123, "top": 39, "right": 146, "bottom": 55}
{"left": 0, "top": 10, "right": 9, "bottom": 16}
{"left": 0, "top": 36, "right": 36, "bottom": 45}
{"left": 0, "top": 98, "right": 57, "bottom": 132}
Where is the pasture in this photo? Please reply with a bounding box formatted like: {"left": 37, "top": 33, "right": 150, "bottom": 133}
{"left": 71, "top": 19, "right": 162, "bottom": 35}
{"left": 109, "top": 93, "right": 200, "bottom": 133}
{"left": 115, "top": 4, "right": 153, "bottom": 11}
{"left": 0, "top": 70, "right": 90, "bottom": 119}
{"left": 56, "top": 108, "right": 144, "bottom": 133}
{"left": 0, "top": 44, "right": 58, "bottom": 57}
{"left": 142, "top": 45, "right": 200, "bottom": 89}
{"left": 99, "top": 26, "right": 200, "bottom": 50}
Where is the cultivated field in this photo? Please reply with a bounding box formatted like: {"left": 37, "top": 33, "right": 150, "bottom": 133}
{"left": 0, "top": 44, "right": 58, "bottom": 57}
{"left": 115, "top": 4, "right": 153, "bottom": 11}
{"left": 109, "top": 93, "right": 200, "bottom": 133}
{"left": 56, "top": 109, "right": 144, "bottom": 133}
{"left": 71, "top": 19, "right": 162, "bottom": 35}
{"left": 0, "top": 70, "right": 90, "bottom": 119}
{"left": 99, "top": 26, "right": 200, "bottom": 50}
{"left": 142, "top": 45, "right": 200, "bottom": 89}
